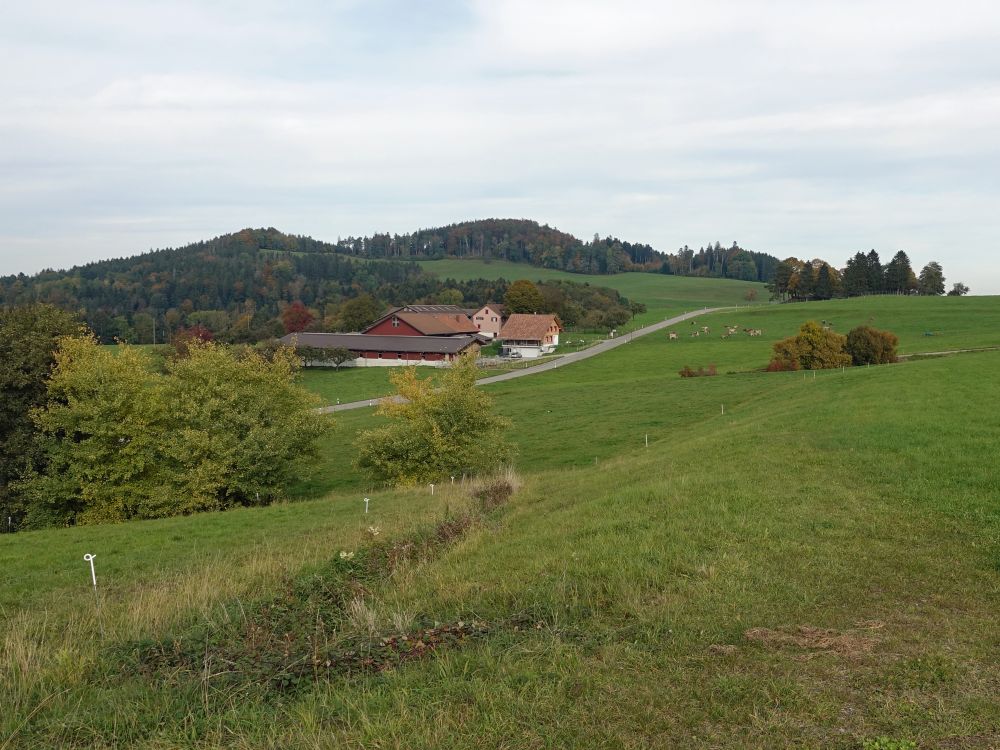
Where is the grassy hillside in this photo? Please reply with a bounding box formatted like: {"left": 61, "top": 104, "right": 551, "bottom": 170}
{"left": 3, "top": 296, "right": 1000, "bottom": 748}
{"left": 418, "top": 258, "right": 766, "bottom": 326}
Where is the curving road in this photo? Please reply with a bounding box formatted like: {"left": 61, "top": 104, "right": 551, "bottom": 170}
{"left": 318, "top": 306, "right": 732, "bottom": 414}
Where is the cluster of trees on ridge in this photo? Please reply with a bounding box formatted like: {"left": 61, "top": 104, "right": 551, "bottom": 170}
{"left": 0, "top": 227, "right": 644, "bottom": 345}
{"left": 334, "top": 219, "right": 779, "bottom": 281}
{"left": 768, "top": 250, "right": 967, "bottom": 301}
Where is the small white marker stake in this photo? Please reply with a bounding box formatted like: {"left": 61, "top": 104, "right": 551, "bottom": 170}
{"left": 645, "top": 434, "right": 648, "bottom": 448}
{"left": 84, "top": 553, "right": 105, "bottom": 637}
{"left": 364, "top": 497, "right": 370, "bottom": 514}
{"left": 430, "top": 483, "right": 435, "bottom": 495}
{"left": 451, "top": 476, "right": 455, "bottom": 484}
{"left": 84, "top": 553, "right": 97, "bottom": 588}
{"left": 721, "top": 404, "right": 725, "bottom": 415}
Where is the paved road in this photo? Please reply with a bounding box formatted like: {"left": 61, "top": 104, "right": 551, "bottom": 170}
{"left": 318, "top": 307, "right": 732, "bottom": 414}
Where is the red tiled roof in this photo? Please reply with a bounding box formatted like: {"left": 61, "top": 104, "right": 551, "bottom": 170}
{"left": 499, "top": 313, "right": 561, "bottom": 342}
{"left": 395, "top": 312, "right": 480, "bottom": 335}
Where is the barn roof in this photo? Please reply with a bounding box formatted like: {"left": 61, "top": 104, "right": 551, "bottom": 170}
{"left": 499, "top": 313, "right": 561, "bottom": 341}
{"left": 279, "top": 332, "right": 479, "bottom": 354}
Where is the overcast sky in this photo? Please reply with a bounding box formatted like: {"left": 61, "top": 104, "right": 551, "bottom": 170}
{"left": 2, "top": 0, "right": 998, "bottom": 292}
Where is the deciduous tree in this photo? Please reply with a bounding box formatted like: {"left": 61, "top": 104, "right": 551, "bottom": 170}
{"left": 845, "top": 326, "right": 898, "bottom": 365}
{"left": 282, "top": 300, "right": 314, "bottom": 334}
{"left": 0, "top": 305, "right": 85, "bottom": 528}
{"left": 20, "top": 338, "right": 329, "bottom": 527}
{"left": 768, "top": 321, "right": 851, "bottom": 371}
{"left": 355, "top": 355, "right": 514, "bottom": 485}
{"left": 504, "top": 280, "right": 545, "bottom": 314}
{"left": 918, "top": 262, "right": 945, "bottom": 295}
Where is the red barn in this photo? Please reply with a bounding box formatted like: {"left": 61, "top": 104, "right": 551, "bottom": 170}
{"left": 363, "top": 305, "right": 481, "bottom": 338}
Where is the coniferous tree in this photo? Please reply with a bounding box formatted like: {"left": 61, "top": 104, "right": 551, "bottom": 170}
{"left": 842, "top": 252, "right": 870, "bottom": 296}
{"left": 866, "top": 250, "right": 884, "bottom": 293}
{"left": 814, "top": 264, "right": 834, "bottom": 300}
{"left": 884, "top": 251, "right": 916, "bottom": 294}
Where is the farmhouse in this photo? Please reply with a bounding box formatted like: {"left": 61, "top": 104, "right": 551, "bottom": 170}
{"left": 499, "top": 313, "right": 562, "bottom": 358}
{"left": 363, "top": 305, "right": 481, "bottom": 338}
{"left": 470, "top": 303, "right": 506, "bottom": 339}
{"left": 279, "top": 331, "right": 480, "bottom": 367}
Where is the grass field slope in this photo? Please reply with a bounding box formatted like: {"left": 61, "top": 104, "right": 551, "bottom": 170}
{"left": 2, "top": 295, "right": 999, "bottom": 748}
{"left": 418, "top": 258, "right": 766, "bottom": 325}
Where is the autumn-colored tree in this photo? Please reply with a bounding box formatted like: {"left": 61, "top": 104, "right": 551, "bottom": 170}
{"left": 845, "top": 326, "right": 898, "bottom": 365}
{"left": 170, "top": 323, "right": 214, "bottom": 357}
{"left": 355, "top": 355, "right": 514, "bottom": 486}
{"left": 768, "top": 321, "right": 851, "bottom": 371}
{"left": 282, "top": 301, "right": 315, "bottom": 334}
{"left": 504, "top": 280, "right": 545, "bottom": 314}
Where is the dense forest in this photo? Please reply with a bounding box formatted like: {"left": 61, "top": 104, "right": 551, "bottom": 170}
{"left": 0, "top": 221, "right": 774, "bottom": 343}
{"left": 334, "top": 218, "right": 779, "bottom": 281}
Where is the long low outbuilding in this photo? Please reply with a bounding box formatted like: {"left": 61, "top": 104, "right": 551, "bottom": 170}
{"left": 279, "top": 331, "right": 480, "bottom": 367}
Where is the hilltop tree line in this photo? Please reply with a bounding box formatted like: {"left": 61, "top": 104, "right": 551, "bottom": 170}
{"left": 334, "top": 219, "right": 780, "bottom": 282}
{"left": 0, "top": 228, "right": 643, "bottom": 344}
{"left": 768, "top": 250, "right": 967, "bottom": 301}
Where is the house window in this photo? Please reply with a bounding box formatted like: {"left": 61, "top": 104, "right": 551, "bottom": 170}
{"left": 391, "top": 317, "right": 399, "bottom": 328}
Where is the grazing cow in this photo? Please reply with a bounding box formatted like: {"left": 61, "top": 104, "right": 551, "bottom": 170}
{"left": 721, "top": 334, "right": 730, "bottom": 340}
{"left": 690, "top": 331, "right": 700, "bottom": 337}
{"left": 668, "top": 331, "right": 678, "bottom": 341}
{"left": 701, "top": 326, "right": 710, "bottom": 334}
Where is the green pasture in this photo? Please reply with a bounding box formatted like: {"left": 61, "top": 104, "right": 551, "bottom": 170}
{"left": 417, "top": 258, "right": 766, "bottom": 327}
{"left": 3, "top": 294, "right": 1000, "bottom": 748}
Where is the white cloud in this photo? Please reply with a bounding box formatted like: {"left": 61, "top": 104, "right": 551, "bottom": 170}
{"left": 0, "top": 0, "right": 998, "bottom": 292}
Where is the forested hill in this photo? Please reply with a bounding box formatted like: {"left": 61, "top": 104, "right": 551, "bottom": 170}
{"left": 0, "top": 221, "right": 776, "bottom": 343}
{"left": 334, "top": 218, "right": 779, "bottom": 282}
{"left": 0, "top": 228, "right": 436, "bottom": 343}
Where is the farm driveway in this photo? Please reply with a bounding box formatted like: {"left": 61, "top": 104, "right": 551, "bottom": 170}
{"left": 318, "top": 307, "right": 731, "bottom": 414}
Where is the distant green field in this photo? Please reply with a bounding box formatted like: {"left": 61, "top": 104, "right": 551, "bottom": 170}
{"left": 294, "top": 295, "right": 1000, "bottom": 488}
{"left": 5, "top": 294, "right": 1000, "bottom": 748}
{"left": 417, "top": 258, "right": 766, "bottom": 327}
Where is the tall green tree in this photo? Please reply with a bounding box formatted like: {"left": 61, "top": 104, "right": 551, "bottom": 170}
{"left": 884, "top": 251, "right": 916, "bottom": 294}
{"left": 866, "top": 250, "right": 884, "bottom": 293}
{"left": 0, "top": 305, "right": 84, "bottom": 529}
{"left": 504, "top": 280, "right": 545, "bottom": 314}
{"left": 918, "top": 262, "right": 945, "bottom": 295}
{"left": 814, "top": 263, "right": 835, "bottom": 300}
{"left": 947, "top": 282, "right": 970, "bottom": 296}
{"left": 793, "top": 263, "right": 815, "bottom": 300}
{"left": 355, "top": 355, "right": 515, "bottom": 486}
{"left": 842, "top": 252, "right": 871, "bottom": 296}
{"left": 338, "top": 294, "right": 382, "bottom": 332}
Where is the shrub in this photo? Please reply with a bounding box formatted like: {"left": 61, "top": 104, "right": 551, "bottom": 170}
{"left": 845, "top": 325, "right": 898, "bottom": 365}
{"left": 768, "top": 321, "right": 851, "bottom": 371}
{"left": 679, "top": 364, "right": 718, "bottom": 378}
